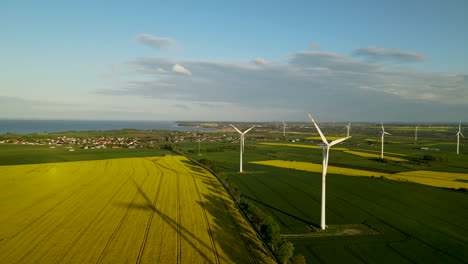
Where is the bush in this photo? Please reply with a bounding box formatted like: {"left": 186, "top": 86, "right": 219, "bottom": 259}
{"left": 291, "top": 254, "right": 306, "bottom": 264}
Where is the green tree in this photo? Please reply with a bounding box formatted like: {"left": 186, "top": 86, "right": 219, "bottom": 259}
{"left": 276, "top": 239, "right": 294, "bottom": 264}
{"left": 260, "top": 216, "right": 281, "bottom": 249}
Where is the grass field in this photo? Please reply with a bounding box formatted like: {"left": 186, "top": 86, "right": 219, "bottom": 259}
{"left": 0, "top": 156, "right": 275, "bottom": 264}
{"left": 0, "top": 144, "right": 169, "bottom": 166}
{"left": 176, "top": 139, "right": 468, "bottom": 264}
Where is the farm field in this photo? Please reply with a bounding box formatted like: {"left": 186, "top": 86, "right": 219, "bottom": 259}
{"left": 250, "top": 160, "right": 468, "bottom": 190}
{"left": 0, "top": 156, "right": 275, "bottom": 264}
{"left": 176, "top": 133, "right": 468, "bottom": 264}
{"left": 0, "top": 144, "right": 170, "bottom": 166}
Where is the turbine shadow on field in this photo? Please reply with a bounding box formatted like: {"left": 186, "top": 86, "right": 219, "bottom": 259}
{"left": 201, "top": 187, "right": 273, "bottom": 263}
{"left": 242, "top": 194, "right": 320, "bottom": 229}
{"left": 122, "top": 177, "right": 222, "bottom": 264}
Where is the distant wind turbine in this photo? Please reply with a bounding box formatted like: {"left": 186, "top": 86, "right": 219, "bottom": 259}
{"left": 283, "top": 121, "right": 286, "bottom": 137}
{"left": 380, "top": 123, "right": 391, "bottom": 159}
{"left": 308, "top": 113, "right": 351, "bottom": 230}
{"left": 345, "top": 123, "right": 351, "bottom": 137}
{"left": 231, "top": 124, "right": 255, "bottom": 172}
{"left": 415, "top": 125, "right": 419, "bottom": 145}
{"left": 456, "top": 123, "right": 464, "bottom": 155}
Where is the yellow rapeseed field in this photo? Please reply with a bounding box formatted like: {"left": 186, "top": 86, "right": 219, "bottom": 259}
{"left": 259, "top": 142, "right": 349, "bottom": 151}
{"left": 0, "top": 156, "right": 275, "bottom": 264}
{"left": 353, "top": 148, "right": 408, "bottom": 156}
{"left": 250, "top": 160, "right": 468, "bottom": 190}
{"left": 344, "top": 150, "right": 408, "bottom": 162}
{"left": 250, "top": 160, "right": 390, "bottom": 177}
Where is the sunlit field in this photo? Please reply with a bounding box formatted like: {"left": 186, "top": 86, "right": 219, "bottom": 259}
{"left": 175, "top": 124, "right": 467, "bottom": 263}
{"left": 0, "top": 156, "right": 275, "bottom": 264}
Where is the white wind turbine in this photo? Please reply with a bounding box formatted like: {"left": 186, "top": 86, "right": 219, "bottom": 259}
{"left": 345, "top": 123, "right": 351, "bottom": 137}
{"left": 415, "top": 125, "right": 419, "bottom": 145}
{"left": 380, "top": 123, "right": 391, "bottom": 159}
{"left": 283, "top": 121, "right": 286, "bottom": 138}
{"left": 308, "top": 113, "right": 351, "bottom": 230}
{"left": 456, "top": 123, "right": 464, "bottom": 155}
{"left": 231, "top": 124, "right": 255, "bottom": 172}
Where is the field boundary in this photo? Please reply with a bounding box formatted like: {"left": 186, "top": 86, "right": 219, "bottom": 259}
{"left": 171, "top": 148, "right": 279, "bottom": 263}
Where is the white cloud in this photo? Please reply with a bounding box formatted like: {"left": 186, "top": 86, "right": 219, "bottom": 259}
{"left": 136, "top": 34, "right": 178, "bottom": 50}
{"left": 98, "top": 48, "right": 468, "bottom": 122}
{"left": 354, "top": 46, "right": 428, "bottom": 63}
{"left": 251, "top": 58, "right": 267, "bottom": 65}
{"left": 172, "top": 64, "right": 192, "bottom": 75}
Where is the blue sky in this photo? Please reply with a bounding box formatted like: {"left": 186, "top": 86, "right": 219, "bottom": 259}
{"left": 1, "top": 0, "right": 467, "bottom": 122}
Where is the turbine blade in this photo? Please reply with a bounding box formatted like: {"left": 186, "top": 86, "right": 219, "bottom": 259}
{"left": 243, "top": 126, "right": 255, "bottom": 134}
{"left": 329, "top": 136, "right": 351, "bottom": 147}
{"left": 384, "top": 132, "right": 391, "bottom": 135}
{"left": 307, "top": 113, "right": 329, "bottom": 145}
{"left": 459, "top": 132, "right": 464, "bottom": 138}
{"left": 230, "top": 124, "right": 242, "bottom": 134}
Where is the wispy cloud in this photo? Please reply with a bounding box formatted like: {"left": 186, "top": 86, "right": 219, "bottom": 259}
{"left": 354, "top": 46, "right": 428, "bottom": 63}
{"left": 99, "top": 48, "right": 467, "bottom": 121}
{"left": 136, "top": 34, "right": 178, "bottom": 50}
{"left": 251, "top": 58, "right": 267, "bottom": 65}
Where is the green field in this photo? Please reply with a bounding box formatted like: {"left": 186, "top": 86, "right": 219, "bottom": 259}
{"left": 0, "top": 155, "right": 275, "bottom": 263}
{"left": 1, "top": 124, "right": 467, "bottom": 263}
{"left": 0, "top": 144, "right": 169, "bottom": 166}
{"left": 176, "top": 134, "right": 468, "bottom": 264}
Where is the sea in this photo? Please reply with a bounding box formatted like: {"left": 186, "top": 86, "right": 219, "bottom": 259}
{"left": 0, "top": 120, "right": 214, "bottom": 134}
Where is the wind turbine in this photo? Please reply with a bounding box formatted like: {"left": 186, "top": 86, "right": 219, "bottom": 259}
{"left": 380, "top": 123, "right": 391, "bottom": 159}
{"left": 283, "top": 121, "right": 286, "bottom": 138}
{"left": 456, "top": 123, "right": 464, "bottom": 155}
{"left": 345, "top": 123, "right": 351, "bottom": 137}
{"left": 231, "top": 124, "right": 255, "bottom": 172}
{"left": 414, "top": 125, "right": 419, "bottom": 145}
{"left": 308, "top": 113, "right": 350, "bottom": 230}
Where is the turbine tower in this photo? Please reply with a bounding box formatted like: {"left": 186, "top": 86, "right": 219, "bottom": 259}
{"left": 283, "top": 121, "right": 286, "bottom": 137}
{"left": 308, "top": 113, "right": 350, "bottom": 230}
{"left": 415, "top": 125, "right": 419, "bottom": 145}
{"left": 456, "top": 123, "right": 464, "bottom": 155}
{"left": 380, "top": 123, "right": 391, "bottom": 159}
{"left": 345, "top": 123, "right": 351, "bottom": 137}
{"left": 231, "top": 124, "right": 255, "bottom": 172}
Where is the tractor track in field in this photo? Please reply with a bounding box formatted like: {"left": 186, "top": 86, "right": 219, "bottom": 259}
{"left": 306, "top": 245, "right": 326, "bottom": 264}
{"left": 177, "top": 167, "right": 182, "bottom": 264}
{"left": 192, "top": 173, "right": 221, "bottom": 264}
{"left": 2, "top": 166, "right": 97, "bottom": 242}
{"left": 290, "top": 172, "right": 467, "bottom": 247}
{"left": 378, "top": 218, "right": 467, "bottom": 264}
{"left": 359, "top": 179, "right": 468, "bottom": 233}
{"left": 273, "top": 174, "right": 344, "bottom": 218}
{"left": 234, "top": 175, "right": 293, "bottom": 230}
{"left": 384, "top": 242, "right": 417, "bottom": 264}
{"left": 248, "top": 175, "right": 315, "bottom": 225}
{"left": 14, "top": 168, "right": 131, "bottom": 264}
{"left": 211, "top": 178, "right": 259, "bottom": 264}
{"left": 96, "top": 166, "right": 150, "bottom": 264}
{"left": 344, "top": 243, "right": 370, "bottom": 264}
{"left": 56, "top": 174, "right": 132, "bottom": 264}
{"left": 136, "top": 165, "right": 165, "bottom": 264}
